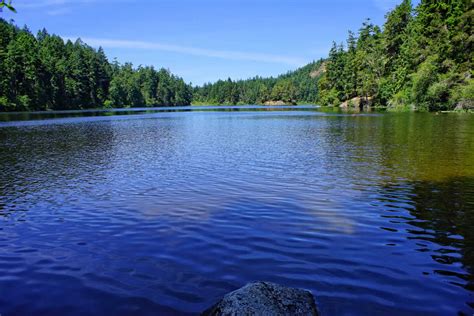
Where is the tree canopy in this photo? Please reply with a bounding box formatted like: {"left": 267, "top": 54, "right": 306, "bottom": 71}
{"left": 196, "top": 0, "right": 473, "bottom": 111}
{"left": 317, "top": 0, "right": 473, "bottom": 111}
{"left": 1, "top": 0, "right": 472, "bottom": 111}
{"left": 193, "top": 60, "right": 324, "bottom": 105}
{"left": 0, "top": 19, "right": 192, "bottom": 111}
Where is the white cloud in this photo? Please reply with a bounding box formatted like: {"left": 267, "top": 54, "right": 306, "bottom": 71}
{"left": 16, "top": 0, "right": 96, "bottom": 9}
{"left": 65, "top": 37, "right": 307, "bottom": 66}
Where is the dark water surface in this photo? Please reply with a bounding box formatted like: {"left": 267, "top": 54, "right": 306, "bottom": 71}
{"left": 1, "top": 106, "right": 473, "bottom": 315}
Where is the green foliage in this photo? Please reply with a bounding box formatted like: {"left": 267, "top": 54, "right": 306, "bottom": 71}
{"left": 271, "top": 79, "right": 296, "bottom": 103}
{"left": 0, "top": 19, "right": 192, "bottom": 111}
{"left": 323, "top": 88, "right": 340, "bottom": 107}
{"left": 318, "top": 0, "right": 473, "bottom": 111}
{"left": 16, "top": 95, "right": 31, "bottom": 110}
{"left": 387, "top": 88, "right": 412, "bottom": 111}
{"left": 317, "top": 74, "right": 339, "bottom": 106}
{"left": 410, "top": 56, "right": 439, "bottom": 110}
{"left": 459, "top": 79, "right": 474, "bottom": 101}
{"left": 452, "top": 78, "right": 474, "bottom": 110}
{"left": 193, "top": 60, "right": 324, "bottom": 105}
{"left": 0, "top": 0, "right": 16, "bottom": 13}
{"left": 0, "top": 95, "right": 13, "bottom": 111}
{"left": 1, "top": 0, "right": 472, "bottom": 112}
{"left": 103, "top": 100, "right": 113, "bottom": 108}
{"left": 426, "top": 80, "right": 450, "bottom": 109}
{"left": 384, "top": 0, "right": 412, "bottom": 72}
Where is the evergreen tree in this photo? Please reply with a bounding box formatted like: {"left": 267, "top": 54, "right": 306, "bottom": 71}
{"left": 5, "top": 28, "right": 40, "bottom": 110}
{"left": 317, "top": 0, "right": 473, "bottom": 111}
{"left": 0, "top": 19, "right": 192, "bottom": 111}
{"left": 1, "top": 0, "right": 472, "bottom": 112}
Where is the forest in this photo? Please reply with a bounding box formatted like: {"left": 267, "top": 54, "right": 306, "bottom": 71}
{"left": 195, "top": 0, "right": 473, "bottom": 111}
{"left": 0, "top": 0, "right": 472, "bottom": 112}
{"left": 192, "top": 60, "right": 323, "bottom": 105}
{"left": 0, "top": 19, "right": 193, "bottom": 111}
{"left": 317, "top": 0, "right": 473, "bottom": 111}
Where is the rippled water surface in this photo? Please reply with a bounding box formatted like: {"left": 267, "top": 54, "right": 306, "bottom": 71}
{"left": 1, "top": 106, "right": 473, "bottom": 315}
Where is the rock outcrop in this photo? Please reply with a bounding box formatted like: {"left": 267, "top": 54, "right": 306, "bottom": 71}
{"left": 454, "top": 99, "right": 474, "bottom": 111}
{"left": 263, "top": 100, "right": 296, "bottom": 106}
{"left": 310, "top": 61, "right": 327, "bottom": 78}
{"left": 339, "top": 96, "right": 373, "bottom": 110}
{"left": 202, "top": 281, "right": 319, "bottom": 316}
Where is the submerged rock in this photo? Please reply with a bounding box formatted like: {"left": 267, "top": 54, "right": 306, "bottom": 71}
{"left": 202, "top": 281, "right": 319, "bottom": 316}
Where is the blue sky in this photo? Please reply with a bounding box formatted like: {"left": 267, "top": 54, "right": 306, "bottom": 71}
{"left": 2, "top": 0, "right": 403, "bottom": 85}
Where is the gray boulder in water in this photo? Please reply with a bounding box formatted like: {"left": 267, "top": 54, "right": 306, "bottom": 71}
{"left": 202, "top": 281, "right": 319, "bottom": 316}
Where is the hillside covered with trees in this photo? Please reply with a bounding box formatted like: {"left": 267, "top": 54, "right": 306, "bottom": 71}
{"left": 318, "top": 0, "right": 473, "bottom": 111}
{"left": 195, "top": 0, "right": 473, "bottom": 111}
{"left": 0, "top": 19, "right": 192, "bottom": 111}
{"left": 192, "top": 60, "right": 324, "bottom": 105}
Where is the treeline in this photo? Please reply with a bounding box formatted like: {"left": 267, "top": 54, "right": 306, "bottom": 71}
{"left": 193, "top": 61, "right": 323, "bottom": 105}
{"left": 1, "top": 0, "right": 472, "bottom": 112}
{"left": 319, "top": 0, "right": 473, "bottom": 111}
{"left": 0, "top": 19, "right": 192, "bottom": 111}
{"left": 107, "top": 63, "right": 192, "bottom": 108}
{"left": 195, "top": 0, "right": 473, "bottom": 110}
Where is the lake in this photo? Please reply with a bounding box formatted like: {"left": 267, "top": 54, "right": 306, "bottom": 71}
{"left": 1, "top": 106, "right": 473, "bottom": 315}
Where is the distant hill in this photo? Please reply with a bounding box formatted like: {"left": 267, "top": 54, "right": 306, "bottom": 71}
{"left": 193, "top": 60, "right": 325, "bottom": 105}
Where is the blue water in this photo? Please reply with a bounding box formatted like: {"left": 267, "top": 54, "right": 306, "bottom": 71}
{"left": 1, "top": 106, "right": 473, "bottom": 315}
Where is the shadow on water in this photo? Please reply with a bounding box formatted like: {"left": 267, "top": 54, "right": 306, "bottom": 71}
{"left": 378, "top": 176, "right": 474, "bottom": 310}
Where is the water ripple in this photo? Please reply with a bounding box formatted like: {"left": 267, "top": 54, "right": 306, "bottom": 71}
{"left": 0, "top": 108, "right": 473, "bottom": 315}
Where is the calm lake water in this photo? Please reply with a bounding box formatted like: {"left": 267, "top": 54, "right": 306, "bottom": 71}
{"left": 1, "top": 106, "right": 473, "bottom": 315}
